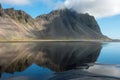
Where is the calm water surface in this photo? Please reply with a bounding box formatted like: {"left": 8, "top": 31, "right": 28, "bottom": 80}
{"left": 0, "top": 42, "right": 120, "bottom": 80}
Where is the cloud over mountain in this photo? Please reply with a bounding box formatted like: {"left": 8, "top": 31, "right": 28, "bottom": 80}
{"left": 0, "top": 0, "right": 120, "bottom": 18}
{"left": 63, "top": 0, "right": 120, "bottom": 18}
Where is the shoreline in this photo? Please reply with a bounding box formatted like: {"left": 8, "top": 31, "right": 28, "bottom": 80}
{"left": 0, "top": 39, "right": 115, "bottom": 43}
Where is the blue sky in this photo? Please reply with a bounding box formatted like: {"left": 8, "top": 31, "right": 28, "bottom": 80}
{"left": 97, "top": 15, "right": 120, "bottom": 39}
{"left": 1, "top": 0, "right": 120, "bottom": 39}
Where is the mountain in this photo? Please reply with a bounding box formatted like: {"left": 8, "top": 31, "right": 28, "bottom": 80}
{"left": 0, "top": 4, "right": 110, "bottom": 41}
{"left": 0, "top": 4, "right": 37, "bottom": 40}
{"left": 36, "top": 9, "right": 109, "bottom": 40}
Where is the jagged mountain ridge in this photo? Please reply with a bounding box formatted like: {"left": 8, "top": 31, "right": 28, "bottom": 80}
{"left": 0, "top": 4, "right": 110, "bottom": 40}
{"left": 0, "top": 4, "right": 37, "bottom": 40}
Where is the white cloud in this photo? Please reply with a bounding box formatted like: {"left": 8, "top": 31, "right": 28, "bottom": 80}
{"left": 63, "top": 0, "right": 120, "bottom": 18}
{"left": 1, "top": 0, "right": 120, "bottom": 18}
{"left": 0, "top": 0, "right": 30, "bottom": 5}
{"left": 86, "top": 65, "right": 120, "bottom": 78}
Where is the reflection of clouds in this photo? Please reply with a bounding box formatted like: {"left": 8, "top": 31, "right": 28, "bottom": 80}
{"left": 6, "top": 76, "right": 31, "bottom": 80}
{"left": 64, "top": 0, "right": 120, "bottom": 18}
{"left": 86, "top": 65, "right": 120, "bottom": 78}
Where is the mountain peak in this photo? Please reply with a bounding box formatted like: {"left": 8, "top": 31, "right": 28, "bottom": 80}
{"left": 0, "top": 5, "right": 110, "bottom": 41}
{"left": 4, "top": 8, "right": 34, "bottom": 25}
{"left": 50, "top": 8, "right": 75, "bottom": 15}
{"left": 35, "top": 9, "right": 110, "bottom": 40}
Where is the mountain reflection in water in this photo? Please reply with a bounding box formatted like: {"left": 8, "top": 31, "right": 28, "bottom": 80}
{"left": 0, "top": 42, "right": 119, "bottom": 80}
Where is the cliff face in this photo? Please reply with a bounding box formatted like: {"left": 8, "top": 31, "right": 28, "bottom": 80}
{"left": 36, "top": 9, "right": 109, "bottom": 40}
{"left": 0, "top": 4, "right": 110, "bottom": 40}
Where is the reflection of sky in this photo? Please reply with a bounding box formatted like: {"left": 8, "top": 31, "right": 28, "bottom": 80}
{"left": 97, "top": 42, "right": 120, "bottom": 64}
{"left": 1, "top": 64, "right": 54, "bottom": 80}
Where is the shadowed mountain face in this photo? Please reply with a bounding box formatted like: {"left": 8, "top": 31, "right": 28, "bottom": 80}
{"left": 0, "top": 4, "right": 110, "bottom": 40}
{"left": 0, "top": 42, "right": 101, "bottom": 75}
{"left": 35, "top": 9, "right": 109, "bottom": 40}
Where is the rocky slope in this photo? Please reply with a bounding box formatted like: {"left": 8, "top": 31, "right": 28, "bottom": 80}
{"left": 0, "top": 4, "right": 110, "bottom": 40}
{"left": 0, "top": 4, "right": 37, "bottom": 40}
{"left": 36, "top": 9, "right": 109, "bottom": 40}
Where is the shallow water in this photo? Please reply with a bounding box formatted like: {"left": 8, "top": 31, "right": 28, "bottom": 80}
{"left": 0, "top": 42, "right": 120, "bottom": 80}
